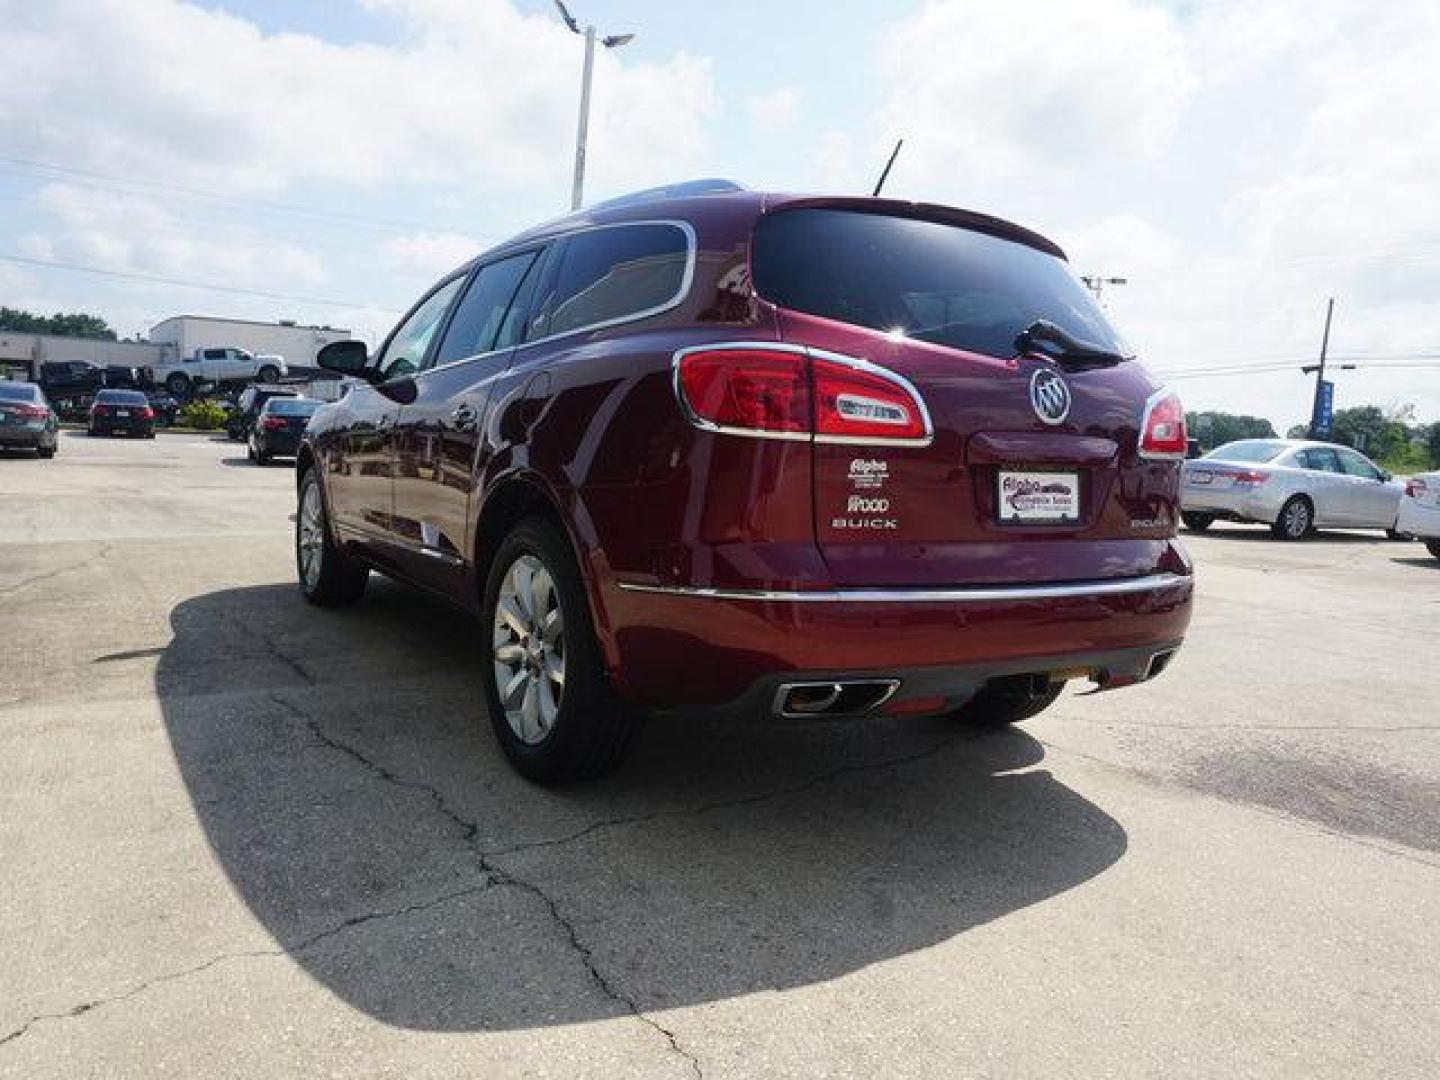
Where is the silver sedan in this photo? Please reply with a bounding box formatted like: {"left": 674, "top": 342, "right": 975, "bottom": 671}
{"left": 1180, "top": 439, "right": 1405, "bottom": 541}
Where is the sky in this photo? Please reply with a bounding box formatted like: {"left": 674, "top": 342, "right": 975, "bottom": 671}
{"left": 1, "top": 0, "right": 1437, "bottom": 433}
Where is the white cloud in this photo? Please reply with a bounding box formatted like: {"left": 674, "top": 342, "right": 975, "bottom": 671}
{"left": 745, "top": 87, "right": 801, "bottom": 132}
{"left": 1, "top": 0, "right": 717, "bottom": 199}
{"left": 866, "top": 0, "right": 1194, "bottom": 190}
{"left": 378, "top": 231, "right": 482, "bottom": 278}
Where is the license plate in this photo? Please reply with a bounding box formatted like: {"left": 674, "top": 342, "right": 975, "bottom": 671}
{"left": 1189, "top": 471, "right": 1212, "bottom": 485}
{"left": 997, "top": 470, "right": 1081, "bottom": 523}
{"left": 116, "top": 410, "right": 130, "bottom": 417}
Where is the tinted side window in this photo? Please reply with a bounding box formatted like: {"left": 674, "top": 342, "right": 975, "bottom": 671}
{"left": 204, "top": 349, "right": 227, "bottom": 360}
{"left": 532, "top": 223, "right": 689, "bottom": 339}
{"left": 377, "top": 276, "right": 465, "bottom": 381}
{"left": 432, "top": 251, "right": 539, "bottom": 368}
{"left": 1301, "top": 447, "right": 1342, "bottom": 473}
{"left": 1337, "top": 448, "right": 1382, "bottom": 479}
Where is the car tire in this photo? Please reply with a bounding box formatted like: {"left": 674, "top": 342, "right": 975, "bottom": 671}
{"left": 257, "top": 365, "right": 280, "bottom": 384}
{"left": 1181, "top": 512, "right": 1214, "bottom": 532}
{"left": 255, "top": 447, "right": 272, "bottom": 466}
{"left": 1271, "top": 495, "right": 1313, "bottom": 541}
{"left": 1427, "top": 540, "right": 1440, "bottom": 562}
{"left": 481, "top": 516, "right": 642, "bottom": 783}
{"left": 37, "top": 446, "right": 55, "bottom": 459}
{"left": 1385, "top": 528, "right": 1411, "bottom": 542}
{"left": 948, "top": 674, "right": 1064, "bottom": 727}
{"left": 296, "top": 468, "right": 367, "bottom": 607}
{"left": 165, "top": 372, "right": 190, "bottom": 397}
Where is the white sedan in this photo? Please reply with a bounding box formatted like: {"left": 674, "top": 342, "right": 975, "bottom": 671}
{"left": 1181, "top": 439, "right": 1405, "bottom": 541}
{"left": 1396, "top": 472, "right": 1440, "bottom": 560}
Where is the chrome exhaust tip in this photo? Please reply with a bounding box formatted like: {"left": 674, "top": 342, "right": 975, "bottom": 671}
{"left": 1145, "top": 648, "right": 1177, "bottom": 680}
{"left": 774, "top": 679, "right": 901, "bottom": 719}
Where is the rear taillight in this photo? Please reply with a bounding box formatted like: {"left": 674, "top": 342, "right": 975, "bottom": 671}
{"left": 14, "top": 404, "right": 46, "bottom": 418}
{"left": 1138, "top": 388, "right": 1186, "bottom": 460}
{"left": 1223, "top": 468, "right": 1270, "bottom": 486}
{"left": 140, "top": 406, "right": 155, "bottom": 420}
{"left": 1406, "top": 478, "right": 1428, "bottom": 499}
{"left": 674, "top": 345, "right": 930, "bottom": 446}
{"left": 262, "top": 416, "right": 286, "bottom": 430}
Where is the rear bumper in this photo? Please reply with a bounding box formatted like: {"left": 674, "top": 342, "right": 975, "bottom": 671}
{"left": 1396, "top": 498, "right": 1440, "bottom": 540}
{"left": 257, "top": 432, "right": 303, "bottom": 456}
{"left": 598, "top": 571, "right": 1194, "bottom": 709}
{"left": 1181, "top": 486, "right": 1284, "bottom": 523}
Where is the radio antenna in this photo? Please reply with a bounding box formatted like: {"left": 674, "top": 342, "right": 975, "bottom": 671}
{"left": 871, "top": 138, "right": 904, "bottom": 196}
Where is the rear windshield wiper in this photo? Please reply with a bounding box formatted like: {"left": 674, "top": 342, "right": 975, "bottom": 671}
{"left": 1015, "top": 320, "right": 1130, "bottom": 371}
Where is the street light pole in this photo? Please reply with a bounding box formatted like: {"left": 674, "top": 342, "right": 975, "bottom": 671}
{"left": 554, "top": 2, "right": 634, "bottom": 212}
{"left": 570, "top": 24, "right": 596, "bottom": 211}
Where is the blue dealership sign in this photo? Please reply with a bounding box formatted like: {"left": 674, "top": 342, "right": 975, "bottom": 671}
{"left": 1312, "top": 379, "right": 1334, "bottom": 437}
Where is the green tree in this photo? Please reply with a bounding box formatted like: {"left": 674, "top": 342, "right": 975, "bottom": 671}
{"left": 1329, "top": 406, "right": 1408, "bottom": 460}
{"left": 1186, "top": 411, "right": 1277, "bottom": 452}
{"left": 0, "top": 306, "right": 117, "bottom": 341}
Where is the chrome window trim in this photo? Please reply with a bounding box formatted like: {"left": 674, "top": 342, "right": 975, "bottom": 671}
{"left": 522, "top": 219, "right": 697, "bottom": 348}
{"left": 616, "top": 572, "right": 1189, "bottom": 603}
{"left": 670, "top": 340, "right": 936, "bottom": 448}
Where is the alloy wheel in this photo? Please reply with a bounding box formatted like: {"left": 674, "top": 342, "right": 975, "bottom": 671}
{"left": 492, "top": 554, "right": 566, "bottom": 746}
{"left": 297, "top": 481, "right": 325, "bottom": 589}
{"left": 1284, "top": 499, "right": 1310, "bottom": 538}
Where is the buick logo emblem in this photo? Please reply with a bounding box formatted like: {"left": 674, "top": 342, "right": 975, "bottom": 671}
{"left": 1029, "top": 369, "right": 1071, "bottom": 425}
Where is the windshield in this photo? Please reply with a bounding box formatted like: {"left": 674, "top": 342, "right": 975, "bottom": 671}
{"left": 266, "top": 399, "right": 320, "bottom": 416}
{"left": 751, "top": 208, "right": 1128, "bottom": 359}
{"left": 1203, "top": 440, "right": 1289, "bottom": 463}
{"left": 0, "top": 383, "right": 40, "bottom": 402}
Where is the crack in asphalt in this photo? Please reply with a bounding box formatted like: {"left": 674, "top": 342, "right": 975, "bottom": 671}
{"left": 5, "top": 617, "right": 963, "bottom": 1074}
{"left": 0, "top": 881, "right": 495, "bottom": 1051}
{"left": 270, "top": 691, "right": 704, "bottom": 1078}
{"left": 0, "top": 544, "right": 112, "bottom": 599}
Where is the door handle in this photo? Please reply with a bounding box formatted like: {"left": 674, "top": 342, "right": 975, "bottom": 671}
{"left": 452, "top": 403, "right": 479, "bottom": 432}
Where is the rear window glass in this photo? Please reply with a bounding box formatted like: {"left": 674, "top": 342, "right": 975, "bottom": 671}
{"left": 534, "top": 222, "right": 690, "bottom": 339}
{"left": 1203, "top": 440, "right": 1288, "bottom": 463}
{"left": 0, "top": 383, "right": 40, "bottom": 402}
{"left": 96, "top": 389, "right": 148, "bottom": 403}
{"left": 266, "top": 399, "right": 320, "bottom": 416}
{"left": 751, "top": 208, "right": 1127, "bottom": 359}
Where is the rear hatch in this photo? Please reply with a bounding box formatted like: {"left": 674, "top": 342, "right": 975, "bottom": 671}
{"left": 751, "top": 201, "right": 1178, "bottom": 587}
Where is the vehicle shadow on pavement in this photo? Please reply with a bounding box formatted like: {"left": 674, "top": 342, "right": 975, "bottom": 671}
{"left": 156, "top": 580, "right": 1128, "bottom": 1031}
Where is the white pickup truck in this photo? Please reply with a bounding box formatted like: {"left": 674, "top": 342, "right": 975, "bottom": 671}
{"left": 153, "top": 348, "right": 288, "bottom": 396}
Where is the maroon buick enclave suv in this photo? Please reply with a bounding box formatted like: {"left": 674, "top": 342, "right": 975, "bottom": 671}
{"left": 298, "top": 180, "right": 1193, "bottom": 781}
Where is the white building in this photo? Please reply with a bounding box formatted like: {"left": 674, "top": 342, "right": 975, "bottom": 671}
{"left": 148, "top": 316, "right": 352, "bottom": 366}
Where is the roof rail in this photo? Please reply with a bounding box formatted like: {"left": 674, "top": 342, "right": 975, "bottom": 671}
{"left": 588, "top": 178, "right": 747, "bottom": 213}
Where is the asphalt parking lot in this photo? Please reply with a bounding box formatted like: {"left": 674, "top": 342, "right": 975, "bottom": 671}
{"left": 1, "top": 431, "right": 1437, "bottom": 1078}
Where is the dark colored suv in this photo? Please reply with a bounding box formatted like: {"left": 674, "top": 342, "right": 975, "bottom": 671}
{"left": 298, "top": 182, "right": 1193, "bottom": 781}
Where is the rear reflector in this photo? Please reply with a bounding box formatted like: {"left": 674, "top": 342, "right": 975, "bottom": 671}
{"left": 674, "top": 345, "right": 930, "bottom": 445}
{"left": 1138, "top": 387, "right": 1187, "bottom": 460}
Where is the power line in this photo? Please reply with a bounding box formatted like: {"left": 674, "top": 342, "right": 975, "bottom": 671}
{"left": 0, "top": 152, "right": 493, "bottom": 240}
{"left": 0, "top": 251, "right": 400, "bottom": 312}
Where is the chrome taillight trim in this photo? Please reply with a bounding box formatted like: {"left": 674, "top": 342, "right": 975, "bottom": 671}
{"left": 1138, "top": 385, "right": 1187, "bottom": 461}
{"left": 616, "top": 572, "right": 1190, "bottom": 603}
{"left": 670, "top": 341, "right": 935, "bottom": 448}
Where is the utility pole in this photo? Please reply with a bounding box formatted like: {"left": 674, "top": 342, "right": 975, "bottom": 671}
{"left": 554, "top": 2, "right": 635, "bottom": 212}
{"left": 1081, "top": 275, "right": 1127, "bottom": 306}
{"left": 1301, "top": 298, "right": 1353, "bottom": 438}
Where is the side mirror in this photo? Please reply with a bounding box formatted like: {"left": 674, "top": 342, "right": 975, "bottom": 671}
{"left": 316, "top": 340, "right": 372, "bottom": 380}
{"left": 1379, "top": 471, "right": 1392, "bottom": 483}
